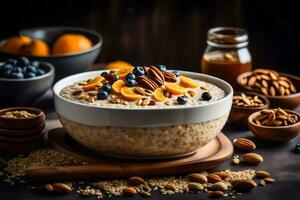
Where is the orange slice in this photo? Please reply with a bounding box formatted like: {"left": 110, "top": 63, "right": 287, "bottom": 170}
{"left": 120, "top": 87, "right": 141, "bottom": 101}
{"left": 153, "top": 88, "right": 167, "bottom": 102}
{"left": 179, "top": 75, "right": 199, "bottom": 88}
{"left": 112, "top": 79, "right": 125, "bottom": 94}
{"left": 83, "top": 76, "right": 105, "bottom": 91}
{"left": 165, "top": 82, "right": 186, "bottom": 95}
{"left": 115, "top": 67, "right": 133, "bottom": 79}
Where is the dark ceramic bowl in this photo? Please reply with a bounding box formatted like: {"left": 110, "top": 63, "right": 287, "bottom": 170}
{"left": 229, "top": 92, "right": 270, "bottom": 127}
{"left": 237, "top": 72, "right": 300, "bottom": 110}
{"left": 0, "top": 63, "right": 54, "bottom": 106}
{"left": 248, "top": 110, "right": 300, "bottom": 142}
{"left": 0, "top": 107, "right": 45, "bottom": 129}
{"left": 0, "top": 27, "right": 103, "bottom": 81}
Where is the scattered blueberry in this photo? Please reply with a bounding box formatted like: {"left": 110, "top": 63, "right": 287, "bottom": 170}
{"left": 11, "top": 72, "right": 24, "bottom": 79}
{"left": 177, "top": 96, "right": 187, "bottom": 105}
{"left": 293, "top": 144, "right": 300, "bottom": 154}
{"left": 173, "top": 70, "right": 180, "bottom": 77}
{"left": 36, "top": 69, "right": 45, "bottom": 76}
{"left": 201, "top": 92, "right": 212, "bottom": 101}
{"left": 133, "top": 66, "right": 145, "bottom": 76}
{"left": 158, "top": 65, "right": 167, "bottom": 72}
{"left": 102, "top": 84, "right": 112, "bottom": 93}
{"left": 101, "top": 71, "right": 109, "bottom": 77}
{"left": 125, "top": 79, "right": 137, "bottom": 87}
{"left": 125, "top": 73, "right": 136, "bottom": 81}
{"left": 97, "top": 91, "right": 109, "bottom": 100}
{"left": 24, "top": 72, "right": 36, "bottom": 78}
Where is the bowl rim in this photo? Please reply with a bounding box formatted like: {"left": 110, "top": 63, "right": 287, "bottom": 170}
{"left": 232, "top": 91, "right": 270, "bottom": 110}
{"left": 237, "top": 71, "right": 300, "bottom": 99}
{"left": 0, "top": 62, "right": 54, "bottom": 82}
{"left": 0, "top": 107, "right": 45, "bottom": 121}
{"left": 0, "top": 26, "right": 103, "bottom": 58}
{"left": 53, "top": 70, "right": 234, "bottom": 111}
{"left": 248, "top": 109, "right": 300, "bottom": 129}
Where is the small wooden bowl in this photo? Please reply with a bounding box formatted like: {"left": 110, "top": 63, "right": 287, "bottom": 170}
{"left": 0, "top": 122, "right": 45, "bottom": 136}
{"left": 229, "top": 92, "right": 270, "bottom": 127}
{"left": 237, "top": 72, "right": 300, "bottom": 110}
{"left": 0, "top": 107, "right": 45, "bottom": 129}
{"left": 248, "top": 110, "right": 300, "bottom": 142}
{"left": 0, "top": 131, "right": 44, "bottom": 143}
{"left": 0, "top": 137, "right": 44, "bottom": 154}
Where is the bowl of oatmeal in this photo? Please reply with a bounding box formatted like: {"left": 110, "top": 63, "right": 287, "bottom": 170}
{"left": 53, "top": 66, "right": 233, "bottom": 159}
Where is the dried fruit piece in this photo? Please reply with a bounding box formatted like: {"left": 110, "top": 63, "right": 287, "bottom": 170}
{"left": 112, "top": 79, "right": 125, "bottom": 94}
{"left": 165, "top": 82, "right": 186, "bottom": 95}
{"left": 83, "top": 77, "right": 105, "bottom": 91}
{"left": 243, "top": 153, "right": 263, "bottom": 165}
{"left": 233, "top": 138, "right": 256, "bottom": 151}
{"left": 120, "top": 87, "right": 141, "bottom": 101}
{"left": 153, "top": 88, "right": 167, "bottom": 102}
{"left": 179, "top": 75, "right": 199, "bottom": 88}
{"left": 115, "top": 67, "right": 133, "bottom": 79}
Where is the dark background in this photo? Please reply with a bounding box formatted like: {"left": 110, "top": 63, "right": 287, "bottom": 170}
{"left": 0, "top": 0, "right": 299, "bottom": 75}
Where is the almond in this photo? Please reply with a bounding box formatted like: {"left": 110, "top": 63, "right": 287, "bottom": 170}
{"left": 211, "top": 172, "right": 228, "bottom": 179}
{"left": 243, "top": 153, "right": 263, "bottom": 165}
{"left": 231, "top": 179, "right": 257, "bottom": 191}
{"left": 52, "top": 183, "right": 72, "bottom": 193}
{"left": 233, "top": 138, "right": 256, "bottom": 151}
{"left": 188, "top": 182, "right": 203, "bottom": 191}
{"left": 208, "top": 190, "right": 224, "bottom": 198}
{"left": 187, "top": 173, "right": 207, "bottom": 183}
{"left": 210, "top": 182, "right": 228, "bottom": 191}
{"left": 128, "top": 176, "right": 145, "bottom": 185}
{"left": 165, "top": 183, "right": 176, "bottom": 191}
{"left": 207, "top": 174, "right": 222, "bottom": 183}
{"left": 45, "top": 184, "right": 54, "bottom": 192}
{"left": 256, "top": 170, "right": 271, "bottom": 178}
{"left": 123, "top": 187, "right": 137, "bottom": 196}
{"left": 264, "top": 177, "right": 275, "bottom": 184}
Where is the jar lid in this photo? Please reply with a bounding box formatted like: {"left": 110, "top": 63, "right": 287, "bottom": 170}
{"left": 207, "top": 27, "right": 248, "bottom": 48}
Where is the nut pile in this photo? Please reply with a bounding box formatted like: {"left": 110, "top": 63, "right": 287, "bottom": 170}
{"left": 233, "top": 93, "right": 264, "bottom": 107}
{"left": 253, "top": 108, "right": 299, "bottom": 126}
{"left": 239, "top": 68, "right": 297, "bottom": 96}
{"left": 1, "top": 110, "right": 36, "bottom": 119}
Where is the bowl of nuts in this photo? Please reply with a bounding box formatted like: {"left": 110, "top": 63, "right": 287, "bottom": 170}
{"left": 248, "top": 108, "right": 300, "bottom": 142}
{"left": 229, "top": 92, "right": 269, "bottom": 127}
{"left": 237, "top": 69, "right": 300, "bottom": 110}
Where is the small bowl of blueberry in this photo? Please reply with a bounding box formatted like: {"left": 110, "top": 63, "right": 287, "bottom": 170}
{"left": 0, "top": 57, "right": 54, "bottom": 106}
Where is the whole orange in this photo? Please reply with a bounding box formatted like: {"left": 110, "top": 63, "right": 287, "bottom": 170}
{"left": 52, "top": 34, "right": 93, "bottom": 55}
{"left": 20, "top": 39, "right": 50, "bottom": 56}
{"left": 0, "top": 36, "right": 32, "bottom": 54}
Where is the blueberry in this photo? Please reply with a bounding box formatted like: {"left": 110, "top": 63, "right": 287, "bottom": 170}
{"left": 101, "top": 71, "right": 109, "bottom": 77}
{"left": 11, "top": 72, "right": 24, "bottom": 79}
{"left": 125, "top": 73, "right": 136, "bottom": 81}
{"left": 201, "top": 92, "right": 212, "bottom": 101}
{"left": 36, "top": 69, "right": 45, "bottom": 76}
{"left": 7, "top": 59, "right": 17, "bottom": 66}
{"left": 17, "top": 57, "right": 30, "bottom": 67}
{"left": 97, "top": 91, "right": 108, "bottom": 100}
{"left": 27, "top": 65, "right": 37, "bottom": 74}
{"left": 102, "top": 84, "right": 112, "bottom": 93}
{"left": 2, "top": 70, "right": 12, "bottom": 78}
{"left": 177, "top": 96, "right": 187, "bottom": 105}
{"left": 294, "top": 144, "right": 300, "bottom": 154}
{"left": 2, "top": 63, "right": 14, "bottom": 71}
{"left": 173, "top": 70, "right": 180, "bottom": 77}
{"left": 133, "top": 66, "right": 145, "bottom": 76}
{"left": 24, "top": 72, "right": 36, "bottom": 78}
{"left": 158, "top": 65, "right": 167, "bottom": 72}
{"left": 125, "top": 79, "right": 137, "bottom": 87}
{"left": 31, "top": 61, "right": 40, "bottom": 67}
{"left": 13, "top": 67, "right": 23, "bottom": 73}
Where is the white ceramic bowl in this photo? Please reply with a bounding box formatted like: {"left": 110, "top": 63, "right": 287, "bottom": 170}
{"left": 53, "top": 70, "right": 233, "bottom": 159}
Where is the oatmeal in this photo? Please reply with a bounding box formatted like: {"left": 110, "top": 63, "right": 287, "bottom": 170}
{"left": 60, "top": 66, "right": 225, "bottom": 108}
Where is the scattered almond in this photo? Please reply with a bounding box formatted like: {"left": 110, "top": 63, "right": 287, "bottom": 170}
{"left": 165, "top": 183, "right": 177, "bottom": 191}
{"left": 207, "top": 174, "right": 222, "bottom": 183}
{"left": 256, "top": 170, "right": 271, "bottom": 178}
{"left": 231, "top": 179, "right": 257, "bottom": 191}
{"left": 188, "top": 182, "right": 203, "bottom": 191}
{"left": 128, "top": 176, "right": 145, "bottom": 185}
{"left": 123, "top": 187, "right": 137, "bottom": 196}
{"left": 187, "top": 173, "right": 207, "bottom": 183}
{"left": 243, "top": 153, "right": 264, "bottom": 165}
{"left": 233, "top": 138, "right": 256, "bottom": 151}
{"left": 264, "top": 177, "right": 275, "bottom": 184}
{"left": 210, "top": 182, "right": 228, "bottom": 191}
{"left": 208, "top": 190, "right": 224, "bottom": 198}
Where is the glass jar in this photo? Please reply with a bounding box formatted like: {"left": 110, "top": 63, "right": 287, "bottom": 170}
{"left": 201, "top": 27, "right": 252, "bottom": 89}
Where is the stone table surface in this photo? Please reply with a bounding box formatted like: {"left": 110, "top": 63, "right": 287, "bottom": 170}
{"left": 0, "top": 90, "right": 299, "bottom": 200}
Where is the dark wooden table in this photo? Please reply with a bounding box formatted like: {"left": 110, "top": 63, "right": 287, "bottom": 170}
{"left": 0, "top": 90, "right": 299, "bottom": 200}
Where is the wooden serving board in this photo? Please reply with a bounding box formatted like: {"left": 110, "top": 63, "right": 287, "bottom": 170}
{"left": 26, "top": 128, "right": 233, "bottom": 182}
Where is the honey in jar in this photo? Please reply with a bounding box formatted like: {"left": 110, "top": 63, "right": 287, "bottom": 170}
{"left": 201, "top": 27, "right": 252, "bottom": 89}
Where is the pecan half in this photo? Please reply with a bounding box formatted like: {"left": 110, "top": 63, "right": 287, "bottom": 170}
{"left": 148, "top": 66, "right": 165, "bottom": 86}
{"left": 163, "top": 71, "right": 177, "bottom": 82}
{"left": 137, "top": 76, "right": 159, "bottom": 91}
{"left": 143, "top": 66, "right": 150, "bottom": 75}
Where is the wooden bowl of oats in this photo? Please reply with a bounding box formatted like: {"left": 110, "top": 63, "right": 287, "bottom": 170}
{"left": 237, "top": 69, "right": 300, "bottom": 110}
{"left": 248, "top": 108, "right": 300, "bottom": 142}
{"left": 0, "top": 107, "right": 45, "bottom": 130}
{"left": 229, "top": 92, "right": 269, "bottom": 127}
